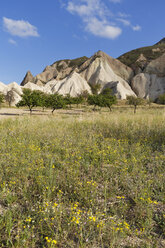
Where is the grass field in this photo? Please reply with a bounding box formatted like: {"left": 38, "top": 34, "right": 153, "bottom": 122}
{"left": 0, "top": 106, "right": 164, "bottom": 247}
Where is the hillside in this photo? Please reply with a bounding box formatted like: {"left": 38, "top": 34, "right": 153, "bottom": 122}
{"left": 118, "top": 39, "right": 165, "bottom": 73}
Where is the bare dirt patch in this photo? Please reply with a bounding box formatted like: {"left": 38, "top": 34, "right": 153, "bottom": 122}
{"left": 0, "top": 107, "right": 85, "bottom": 120}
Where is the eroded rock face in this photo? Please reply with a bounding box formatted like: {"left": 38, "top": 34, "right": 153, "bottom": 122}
{"left": 45, "top": 72, "right": 92, "bottom": 97}
{"left": 145, "top": 53, "right": 165, "bottom": 77}
{"left": 93, "top": 51, "right": 134, "bottom": 83}
{"left": 21, "top": 71, "right": 34, "bottom": 86}
{"left": 131, "top": 73, "right": 165, "bottom": 100}
{"left": 80, "top": 54, "right": 135, "bottom": 99}
{"left": 35, "top": 67, "right": 58, "bottom": 83}
{"left": 131, "top": 53, "right": 165, "bottom": 100}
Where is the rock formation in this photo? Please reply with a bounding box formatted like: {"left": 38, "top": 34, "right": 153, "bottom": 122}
{"left": 1, "top": 39, "right": 165, "bottom": 105}
{"left": 20, "top": 50, "right": 135, "bottom": 100}
{"left": 21, "top": 71, "right": 34, "bottom": 86}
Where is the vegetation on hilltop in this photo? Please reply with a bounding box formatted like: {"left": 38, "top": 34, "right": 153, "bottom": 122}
{"left": 53, "top": 56, "right": 89, "bottom": 72}
{"left": 118, "top": 43, "right": 165, "bottom": 69}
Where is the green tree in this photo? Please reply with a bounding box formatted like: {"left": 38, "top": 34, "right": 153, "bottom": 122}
{"left": 100, "top": 88, "right": 117, "bottom": 111}
{"left": 126, "top": 95, "right": 143, "bottom": 114}
{"left": 72, "top": 96, "right": 84, "bottom": 107}
{"left": 63, "top": 94, "right": 74, "bottom": 108}
{"left": 89, "top": 83, "right": 101, "bottom": 95}
{"left": 157, "top": 93, "right": 165, "bottom": 105}
{"left": 16, "top": 89, "right": 43, "bottom": 113}
{"left": 0, "top": 93, "right": 4, "bottom": 108}
{"left": 87, "top": 95, "right": 100, "bottom": 110}
{"left": 88, "top": 92, "right": 116, "bottom": 111}
{"left": 37, "top": 92, "right": 48, "bottom": 111}
{"left": 78, "top": 90, "right": 90, "bottom": 101}
{"left": 46, "top": 93, "right": 65, "bottom": 114}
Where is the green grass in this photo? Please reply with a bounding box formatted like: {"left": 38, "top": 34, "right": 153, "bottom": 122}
{"left": 0, "top": 108, "right": 165, "bottom": 247}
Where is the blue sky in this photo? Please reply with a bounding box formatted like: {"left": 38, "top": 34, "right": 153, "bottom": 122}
{"left": 0, "top": 0, "right": 165, "bottom": 84}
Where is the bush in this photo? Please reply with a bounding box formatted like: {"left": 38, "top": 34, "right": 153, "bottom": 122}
{"left": 157, "top": 93, "right": 165, "bottom": 105}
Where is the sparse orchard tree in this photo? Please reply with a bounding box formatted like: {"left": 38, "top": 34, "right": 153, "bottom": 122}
{"left": 46, "top": 93, "right": 66, "bottom": 114}
{"left": 126, "top": 95, "right": 143, "bottom": 114}
{"left": 87, "top": 95, "right": 100, "bottom": 110}
{"left": 16, "top": 88, "right": 43, "bottom": 114}
{"left": 100, "top": 88, "right": 117, "bottom": 111}
{"left": 0, "top": 93, "right": 4, "bottom": 108}
{"left": 72, "top": 96, "right": 84, "bottom": 107}
{"left": 38, "top": 92, "right": 48, "bottom": 111}
{"left": 63, "top": 94, "right": 74, "bottom": 108}
{"left": 87, "top": 92, "right": 117, "bottom": 111}
{"left": 146, "top": 98, "right": 153, "bottom": 107}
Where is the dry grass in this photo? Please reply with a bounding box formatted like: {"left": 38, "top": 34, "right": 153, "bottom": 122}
{"left": 0, "top": 106, "right": 164, "bottom": 247}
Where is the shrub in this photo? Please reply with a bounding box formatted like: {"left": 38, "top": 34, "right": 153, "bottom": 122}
{"left": 126, "top": 95, "right": 143, "bottom": 113}
{"left": 157, "top": 93, "right": 165, "bottom": 105}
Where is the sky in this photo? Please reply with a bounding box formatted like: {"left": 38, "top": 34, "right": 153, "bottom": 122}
{"left": 0, "top": 0, "right": 165, "bottom": 84}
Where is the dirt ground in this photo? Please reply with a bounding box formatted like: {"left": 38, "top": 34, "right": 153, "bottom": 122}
{"left": 0, "top": 107, "right": 86, "bottom": 120}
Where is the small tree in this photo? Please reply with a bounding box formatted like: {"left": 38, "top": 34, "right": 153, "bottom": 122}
{"left": 126, "top": 95, "right": 143, "bottom": 114}
{"left": 87, "top": 95, "right": 100, "bottom": 110}
{"left": 89, "top": 83, "right": 101, "bottom": 95}
{"left": 100, "top": 88, "right": 117, "bottom": 111}
{"left": 5, "top": 90, "right": 15, "bottom": 107}
{"left": 16, "top": 89, "right": 42, "bottom": 113}
{"left": 157, "top": 93, "right": 165, "bottom": 105}
{"left": 72, "top": 96, "right": 84, "bottom": 107}
{"left": 88, "top": 93, "right": 116, "bottom": 111}
{"left": 63, "top": 94, "right": 74, "bottom": 108}
{"left": 0, "top": 93, "right": 4, "bottom": 108}
{"left": 46, "top": 93, "right": 65, "bottom": 114}
{"left": 38, "top": 92, "right": 48, "bottom": 111}
{"left": 79, "top": 90, "right": 90, "bottom": 101}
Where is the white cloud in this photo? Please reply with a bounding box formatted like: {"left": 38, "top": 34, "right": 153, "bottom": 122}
{"left": 3, "top": 17, "right": 39, "bottom": 38}
{"left": 86, "top": 18, "right": 122, "bottom": 39}
{"left": 118, "top": 12, "right": 130, "bottom": 18}
{"left": 66, "top": 0, "right": 121, "bottom": 39}
{"left": 117, "top": 18, "right": 130, "bottom": 26}
{"left": 8, "top": 38, "right": 17, "bottom": 45}
{"left": 63, "top": 0, "right": 141, "bottom": 38}
{"left": 132, "top": 25, "right": 141, "bottom": 31}
{"left": 67, "top": 0, "right": 110, "bottom": 19}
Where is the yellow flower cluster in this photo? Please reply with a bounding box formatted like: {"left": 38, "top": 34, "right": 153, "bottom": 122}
{"left": 139, "top": 197, "right": 158, "bottom": 205}
{"left": 86, "top": 180, "right": 97, "bottom": 187}
{"left": 26, "top": 217, "right": 32, "bottom": 223}
{"left": 89, "top": 216, "right": 96, "bottom": 222}
{"left": 45, "top": 237, "right": 57, "bottom": 245}
{"left": 111, "top": 220, "right": 130, "bottom": 233}
{"left": 116, "top": 196, "right": 125, "bottom": 199}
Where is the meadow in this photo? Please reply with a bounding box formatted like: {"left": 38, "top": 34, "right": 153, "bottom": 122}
{"left": 0, "top": 106, "right": 164, "bottom": 247}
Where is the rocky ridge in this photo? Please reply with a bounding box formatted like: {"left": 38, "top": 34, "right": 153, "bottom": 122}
{"left": 1, "top": 39, "right": 165, "bottom": 105}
